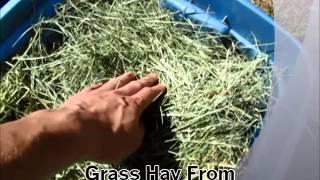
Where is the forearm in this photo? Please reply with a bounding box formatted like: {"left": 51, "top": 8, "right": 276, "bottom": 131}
{"left": 0, "top": 109, "right": 83, "bottom": 180}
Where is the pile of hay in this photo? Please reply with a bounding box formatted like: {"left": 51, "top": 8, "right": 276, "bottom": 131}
{"left": 0, "top": 0, "right": 271, "bottom": 179}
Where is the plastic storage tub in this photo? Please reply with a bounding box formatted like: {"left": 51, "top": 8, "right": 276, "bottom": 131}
{"left": 1, "top": 1, "right": 317, "bottom": 180}
{"left": 0, "top": 0, "right": 64, "bottom": 61}
{"left": 0, "top": 0, "right": 302, "bottom": 62}
{"left": 0, "top": 0, "right": 302, "bottom": 144}
{"left": 0, "top": 0, "right": 302, "bottom": 134}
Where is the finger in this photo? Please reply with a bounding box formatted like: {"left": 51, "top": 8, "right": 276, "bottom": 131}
{"left": 132, "top": 83, "right": 166, "bottom": 110}
{"left": 79, "top": 82, "right": 104, "bottom": 93}
{"left": 99, "top": 72, "right": 136, "bottom": 91}
{"left": 115, "top": 73, "right": 159, "bottom": 96}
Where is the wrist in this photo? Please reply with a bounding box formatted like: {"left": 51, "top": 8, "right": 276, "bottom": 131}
{"left": 0, "top": 108, "right": 84, "bottom": 179}
{"left": 34, "top": 108, "right": 85, "bottom": 161}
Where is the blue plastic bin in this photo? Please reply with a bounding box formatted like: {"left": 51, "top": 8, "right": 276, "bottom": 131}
{"left": 0, "top": 0, "right": 302, "bottom": 138}
{"left": 0, "top": 0, "right": 64, "bottom": 61}
{"left": 0, "top": 0, "right": 301, "bottom": 62}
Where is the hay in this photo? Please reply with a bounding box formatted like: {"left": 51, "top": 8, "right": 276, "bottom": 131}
{"left": 0, "top": 0, "right": 271, "bottom": 178}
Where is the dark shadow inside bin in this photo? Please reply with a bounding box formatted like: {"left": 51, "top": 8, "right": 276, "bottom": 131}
{"left": 118, "top": 92, "right": 180, "bottom": 180}
{"left": 40, "top": 25, "right": 64, "bottom": 53}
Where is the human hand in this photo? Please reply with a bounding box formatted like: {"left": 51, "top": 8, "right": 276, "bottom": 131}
{"left": 0, "top": 72, "right": 165, "bottom": 180}
{"left": 60, "top": 72, "right": 166, "bottom": 163}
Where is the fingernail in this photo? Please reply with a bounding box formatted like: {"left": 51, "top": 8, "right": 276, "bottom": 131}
{"left": 96, "top": 82, "right": 104, "bottom": 86}
{"left": 126, "top": 71, "right": 135, "bottom": 77}
{"left": 147, "top": 72, "right": 158, "bottom": 78}
{"left": 159, "top": 83, "right": 167, "bottom": 89}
